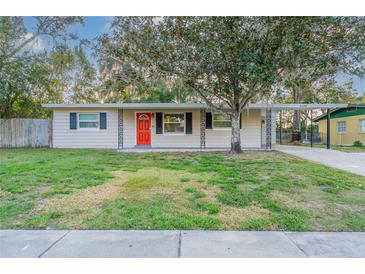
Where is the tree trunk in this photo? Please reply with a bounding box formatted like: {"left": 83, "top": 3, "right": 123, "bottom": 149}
{"left": 291, "top": 109, "right": 301, "bottom": 142}
{"left": 230, "top": 112, "right": 242, "bottom": 153}
{"left": 291, "top": 87, "right": 302, "bottom": 142}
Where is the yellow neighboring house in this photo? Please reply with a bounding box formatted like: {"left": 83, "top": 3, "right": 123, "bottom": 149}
{"left": 314, "top": 105, "right": 365, "bottom": 145}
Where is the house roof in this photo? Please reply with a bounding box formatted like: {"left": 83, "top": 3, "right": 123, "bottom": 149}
{"left": 42, "top": 103, "right": 348, "bottom": 110}
{"left": 313, "top": 104, "right": 365, "bottom": 122}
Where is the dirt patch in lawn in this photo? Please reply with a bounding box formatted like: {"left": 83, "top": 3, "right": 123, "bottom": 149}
{"left": 219, "top": 205, "right": 272, "bottom": 229}
{"left": 30, "top": 168, "right": 218, "bottom": 223}
{"left": 35, "top": 170, "right": 131, "bottom": 214}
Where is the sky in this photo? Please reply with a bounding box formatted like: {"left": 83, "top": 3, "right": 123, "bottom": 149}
{"left": 22, "top": 16, "right": 112, "bottom": 64}
{"left": 22, "top": 16, "right": 365, "bottom": 95}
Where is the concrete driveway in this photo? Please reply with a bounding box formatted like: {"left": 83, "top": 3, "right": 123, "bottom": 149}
{"left": 1, "top": 230, "right": 365, "bottom": 258}
{"left": 275, "top": 145, "right": 365, "bottom": 176}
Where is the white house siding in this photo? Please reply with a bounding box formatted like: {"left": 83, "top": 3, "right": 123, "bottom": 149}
{"left": 52, "top": 108, "right": 118, "bottom": 149}
{"left": 206, "top": 109, "right": 262, "bottom": 148}
{"left": 122, "top": 109, "right": 201, "bottom": 148}
{"left": 52, "top": 107, "right": 274, "bottom": 149}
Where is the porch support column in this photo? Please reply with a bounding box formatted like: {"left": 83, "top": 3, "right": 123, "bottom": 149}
{"left": 310, "top": 109, "right": 313, "bottom": 148}
{"left": 326, "top": 109, "right": 330, "bottom": 149}
{"left": 279, "top": 110, "right": 282, "bottom": 145}
{"left": 118, "top": 109, "right": 123, "bottom": 150}
{"left": 265, "top": 109, "right": 272, "bottom": 150}
{"left": 200, "top": 109, "right": 206, "bottom": 150}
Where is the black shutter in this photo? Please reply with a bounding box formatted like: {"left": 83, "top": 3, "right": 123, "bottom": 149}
{"left": 100, "top": 113, "right": 107, "bottom": 129}
{"left": 186, "top": 112, "right": 192, "bottom": 134}
{"left": 240, "top": 113, "right": 242, "bottom": 129}
{"left": 206, "top": 112, "right": 212, "bottom": 129}
{"left": 156, "top": 112, "right": 163, "bottom": 134}
{"left": 70, "top": 113, "right": 77, "bottom": 129}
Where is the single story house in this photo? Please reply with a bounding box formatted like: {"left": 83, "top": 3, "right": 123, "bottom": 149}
{"left": 314, "top": 105, "right": 365, "bottom": 146}
{"left": 43, "top": 103, "right": 347, "bottom": 151}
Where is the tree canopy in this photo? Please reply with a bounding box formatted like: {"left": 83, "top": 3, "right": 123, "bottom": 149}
{"left": 0, "top": 16, "right": 88, "bottom": 118}
{"left": 99, "top": 16, "right": 365, "bottom": 152}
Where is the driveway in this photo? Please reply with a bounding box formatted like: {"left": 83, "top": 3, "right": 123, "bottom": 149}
{"left": 1, "top": 230, "right": 365, "bottom": 258}
{"left": 275, "top": 145, "right": 365, "bottom": 176}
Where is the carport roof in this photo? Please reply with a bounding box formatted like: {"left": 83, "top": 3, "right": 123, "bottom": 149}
{"left": 42, "top": 103, "right": 348, "bottom": 110}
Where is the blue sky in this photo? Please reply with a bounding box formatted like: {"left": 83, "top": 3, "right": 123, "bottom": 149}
{"left": 22, "top": 16, "right": 364, "bottom": 95}
{"left": 23, "top": 16, "right": 112, "bottom": 64}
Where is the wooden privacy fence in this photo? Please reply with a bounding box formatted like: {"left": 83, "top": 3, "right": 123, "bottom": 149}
{"left": 0, "top": 119, "right": 52, "bottom": 148}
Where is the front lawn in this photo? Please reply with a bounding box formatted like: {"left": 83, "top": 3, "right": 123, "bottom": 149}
{"left": 1, "top": 149, "right": 364, "bottom": 231}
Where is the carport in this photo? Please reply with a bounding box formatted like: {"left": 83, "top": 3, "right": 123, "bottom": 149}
{"left": 266, "top": 103, "right": 348, "bottom": 149}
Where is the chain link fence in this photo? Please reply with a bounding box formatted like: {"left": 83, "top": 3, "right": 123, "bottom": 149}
{"left": 276, "top": 128, "right": 327, "bottom": 145}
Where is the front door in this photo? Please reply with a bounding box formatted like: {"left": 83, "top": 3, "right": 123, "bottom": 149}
{"left": 136, "top": 112, "right": 151, "bottom": 145}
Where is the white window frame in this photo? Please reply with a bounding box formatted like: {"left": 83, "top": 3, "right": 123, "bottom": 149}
{"left": 360, "top": 119, "right": 365, "bottom": 133}
{"left": 337, "top": 121, "right": 346, "bottom": 134}
{"left": 163, "top": 112, "right": 186, "bottom": 135}
{"left": 78, "top": 113, "right": 100, "bottom": 130}
{"left": 212, "top": 112, "right": 232, "bottom": 130}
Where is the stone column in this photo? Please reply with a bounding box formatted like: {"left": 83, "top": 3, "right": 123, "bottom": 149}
{"left": 265, "top": 109, "right": 272, "bottom": 150}
{"left": 118, "top": 109, "right": 123, "bottom": 150}
{"left": 200, "top": 109, "right": 206, "bottom": 150}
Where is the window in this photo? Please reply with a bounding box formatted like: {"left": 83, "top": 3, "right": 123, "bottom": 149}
{"left": 79, "top": 113, "right": 99, "bottom": 129}
{"left": 337, "top": 121, "right": 346, "bottom": 133}
{"left": 163, "top": 113, "right": 185, "bottom": 134}
{"left": 213, "top": 113, "right": 231, "bottom": 129}
{"left": 360, "top": 119, "right": 365, "bottom": 133}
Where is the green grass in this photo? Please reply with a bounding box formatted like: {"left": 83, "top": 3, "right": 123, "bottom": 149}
{"left": 1, "top": 148, "right": 365, "bottom": 231}
{"left": 239, "top": 218, "right": 271, "bottom": 230}
{"left": 24, "top": 211, "right": 63, "bottom": 229}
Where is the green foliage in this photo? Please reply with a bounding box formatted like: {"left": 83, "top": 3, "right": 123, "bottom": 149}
{"left": 353, "top": 140, "right": 363, "bottom": 147}
{"left": 0, "top": 16, "right": 91, "bottom": 118}
{"left": 101, "top": 17, "right": 365, "bottom": 152}
{"left": 179, "top": 177, "right": 190, "bottom": 183}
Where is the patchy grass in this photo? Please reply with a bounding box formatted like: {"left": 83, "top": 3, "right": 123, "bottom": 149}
{"left": 239, "top": 218, "right": 271, "bottom": 230}
{"left": 1, "top": 148, "right": 365, "bottom": 231}
{"left": 24, "top": 211, "right": 63, "bottom": 229}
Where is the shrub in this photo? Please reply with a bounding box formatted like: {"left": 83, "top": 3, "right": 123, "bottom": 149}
{"left": 353, "top": 140, "right": 363, "bottom": 147}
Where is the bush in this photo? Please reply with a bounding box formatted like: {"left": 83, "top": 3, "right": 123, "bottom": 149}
{"left": 353, "top": 140, "right": 363, "bottom": 147}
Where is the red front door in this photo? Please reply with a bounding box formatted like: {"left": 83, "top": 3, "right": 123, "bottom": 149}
{"left": 136, "top": 112, "right": 151, "bottom": 145}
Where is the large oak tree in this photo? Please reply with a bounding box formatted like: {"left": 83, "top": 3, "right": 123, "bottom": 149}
{"left": 100, "top": 17, "right": 286, "bottom": 153}
{"left": 100, "top": 16, "right": 365, "bottom": 153}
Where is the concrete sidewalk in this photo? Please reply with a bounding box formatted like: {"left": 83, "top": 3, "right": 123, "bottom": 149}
{"left": 275, "top": 145, "right": 365, "bottom": 176}
{"left": 1, "top": 230, "right": 365, "bottom": 258}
